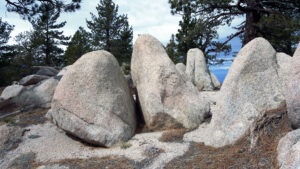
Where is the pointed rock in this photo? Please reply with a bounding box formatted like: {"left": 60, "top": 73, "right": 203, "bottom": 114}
{"left": 185, "top": 38, "right": 285, "bottom": 147}
{"left": 186, "top": 48, "right": 214, "bottom": 91}
{"left": 131, "top": 34, "right": 210, "bottom": 130}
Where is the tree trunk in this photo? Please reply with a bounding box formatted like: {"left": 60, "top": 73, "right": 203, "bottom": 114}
{"left": 243, "top": 0, "right": 261, "bottom": 46}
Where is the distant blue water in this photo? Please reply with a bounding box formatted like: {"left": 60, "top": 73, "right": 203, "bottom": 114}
{"left": 208, "top": 36, "right": 241, "bottom": 83}
{"left": 209, "top": 57, "right": 233, "bottom": 83}
{"left": 210, "top": 68, "right": 229, "bottom": 83}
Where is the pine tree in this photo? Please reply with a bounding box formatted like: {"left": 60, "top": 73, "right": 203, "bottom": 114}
{"left": 168, "top": 4, "right": 231, "bottom": 64}
{"left": 258, "top": 14, "right": 300, "bottom": 55}
{"left": 86, "top": 0, "right": 133, "bottom": 64}
{"left": 0, "top": 18, "right": 14, "bottom": 65}
{"left": 30, "top": 2, "right": 70, "bottom": 66}
{"left": 5, "top": 0, "right": 81, "bottom": 20}
{"left": 64, "top": 27, "right": 93, "bottom": 65}
{"left": 166, "top": 34, "right": 181, "bottom": 64}
{"left": 169, "top": 0, "right": 300, "bottom": 53}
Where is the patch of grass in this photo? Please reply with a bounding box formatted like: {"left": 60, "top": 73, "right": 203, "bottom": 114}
{"left": 121, "top": 142, "right": 132, "bottom": 149}
{"left": 2, "top": 117, "right": 16, "bottom": 124}
{"left": 165, "top": 106, "right": 291, "bottom": 169}
{"left": 159, "top": 129, "right": 187, "bottom": 142}
{"left": 28, "top": 134, "right": 41, "bottom": 139}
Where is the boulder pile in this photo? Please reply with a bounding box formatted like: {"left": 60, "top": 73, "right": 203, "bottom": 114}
{"left": 131, "top": 35, "right": 210, "bottom": 130}
{"left": 185, "top": 37, "right": 286, "bottom": 147}
{"left": 0, "top": 66, "right": 60, "bottom": 109}
{"left": 2, "top": 33, "right": 300, "bottom": 169}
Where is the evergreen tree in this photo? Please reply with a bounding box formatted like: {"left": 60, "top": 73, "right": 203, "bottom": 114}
{"left": 86, "top": 0, "right": 133, "bottom": 64}
{"left": 0, "top": 18, "right": 16, "bottom": 86}
{"left": 258, "top": 14, "right": 300, "bottom": 55}
{"left": 64, "top": 27, "right": 93, "bottom": 65}
{"left": 30, "top": 2, "right": 70, "bottom": 66}
{"left": 0, "top": 18, "right": 14, "bottom": 65}
{"left": 5, "top": 0, "right": 81, "bottom": 20}
{"left": 168, "top": 4, "right": 231, "bottom": 64}
{"left": 166, "top": 34, "right": 181, "bottom": 64}
{"left": 169, "top": 0, "right": 300, "bottom": 54}
{"left": 14, "top": 31, "right": 38, "bottom": 66}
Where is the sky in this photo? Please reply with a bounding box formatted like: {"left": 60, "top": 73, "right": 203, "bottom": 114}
{"left": 0, "top": 0, "right": 244, "bottom": 47}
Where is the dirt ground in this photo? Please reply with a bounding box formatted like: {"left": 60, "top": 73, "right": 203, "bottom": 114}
{"left": 1, "top": 105, "right": 291, "bottom": 169}
{"left": 165, "top": 106, "right": 291, "bottom": 169}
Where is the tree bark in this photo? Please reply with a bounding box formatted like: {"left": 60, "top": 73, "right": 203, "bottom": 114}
{"left": 242, "top": 0, "right": 261, "bottom": 46}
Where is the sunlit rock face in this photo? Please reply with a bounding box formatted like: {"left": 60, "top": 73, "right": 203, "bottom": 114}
{"left": 185, "top": 37, "right": 285, "bottom": 147}
{"left": 50, "top": 50, "right": 136, "bottom": 147}
{"left": 131, "top": 34, "right": 210, "bottom": 130}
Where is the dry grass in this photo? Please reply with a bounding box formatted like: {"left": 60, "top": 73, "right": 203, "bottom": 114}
{"left": 159, "top": 129, "right": 188, "bottom": 142}
{"left": 1, "top": 108, "right": 48, "bottom": 127}
{"left": 14, "top": 108, "right": 49, "bottom": 127}
{"left": 165, "top": 106, "right": 291, "bottom": 169}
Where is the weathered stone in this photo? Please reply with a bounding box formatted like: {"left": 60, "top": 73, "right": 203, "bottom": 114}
{"left": 276, "top": 52, "right": 291, "bottom": 90}
{"left": 210, "top": 72, "right": 221, "bottom": 89}
{"left": 287, "top": 44, "right": 300, "bottom": 129}
{"left": 131, "top": 34, "right": 210, "bottom": 130}
{"left": 186, "top": 48, "right": 214, "bottom": 91}
{"left": 0, "top": 125, "right": 10, "bottom": 146}
{"left": 175, "top": 63, "right": 186, "bottom": 74}
{"left": 184, "top": 38, "right": 285, "bottom": 147}
{"left": 19, "top": 74, "right": 50, "bottom": 86}
{"left": 277, "top": 129, "right": 300, "bottom": 169}
{"left": 0, "top": 85, "right": 24, "bottom": 100}
{"left": 0, "top": 125, "right": 23, "bottom": 159}
{"left": 33, "top": 66, "right": 58, "bottom": 77}
{"left": 13, "top": 78, "right": 59, "bottom": 108}
{"left": 50, "top": 50, "right": 136, "bottom": 147}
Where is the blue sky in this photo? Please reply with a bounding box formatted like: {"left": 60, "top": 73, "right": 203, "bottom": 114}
{"left": 1, "top": 0, "right": 244, "bottom": 48}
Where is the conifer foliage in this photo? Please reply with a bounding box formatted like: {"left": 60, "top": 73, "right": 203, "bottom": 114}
{"left": 30, "top": 2, "right": 70, "bottom": 66}
{"left": 86, "top": 0, "right": 133, "bottom": 64}
{"left": 5, "top": 0, "right": 81, "bottom": 19}
{"left": 169, "top": 0, "right": 300, "bottom": 55}
{"left": 64, "top": 27, "right": 92, "bottom": 65}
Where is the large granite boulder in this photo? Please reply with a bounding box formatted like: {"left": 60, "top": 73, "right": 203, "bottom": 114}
{"left": 185, "top": 38, "right": 285, "bottom": 147}
{"left": 131, "top": 34, "right": 210, "bottom": 130}
{"left": 0, "top": 85, "right": 24, "bottom": 100}
{"left": 186, "top": 48, "right": 214, "bottom": 91}
{"left": 50, "top": 50, "right": 136, "bottom": 147}
{"left": 19, "top": 74, "right": 50, "bottom": 86}
{"left": 277, "top": 129, "right": 300, "bottom": 169}
{"left": 14, "top": 78, "right": 59, "bottom": 108}
{"left": 287, "top": 44, "right": 300, "bottom": 129}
